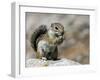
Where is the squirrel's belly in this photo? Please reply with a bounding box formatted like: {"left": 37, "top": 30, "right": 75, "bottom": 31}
{"left": 37, "top": 40, "right": 58, "bottom": 60}
{"left": 37, "top": 40, "right": 48, "bottom": 50}
{"left": 37, "top": 40, "right": 55, "bottom": 49}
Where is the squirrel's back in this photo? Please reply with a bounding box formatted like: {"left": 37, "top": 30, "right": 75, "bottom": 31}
{"left": 31, "top": 25, "right": 47, "bottom": 51}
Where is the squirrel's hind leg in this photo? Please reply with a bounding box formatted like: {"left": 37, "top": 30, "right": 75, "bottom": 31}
{"left": 36, "top": 51, "right": 47, "bottom": 61}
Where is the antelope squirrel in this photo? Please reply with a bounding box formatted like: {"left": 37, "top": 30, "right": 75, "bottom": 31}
{"left": 31, "top": 23, "right": 64, "bottom": 60}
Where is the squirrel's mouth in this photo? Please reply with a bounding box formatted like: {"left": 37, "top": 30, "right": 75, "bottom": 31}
{"left": 54, "top": 33, "right": 64, "bottom": 44}
{"left": 56, "top": 36, "right": 64, "bottom": 44}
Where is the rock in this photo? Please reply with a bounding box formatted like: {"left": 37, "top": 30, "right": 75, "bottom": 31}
{"left": 26, "top": 58, "right": 80, "bottom": 67}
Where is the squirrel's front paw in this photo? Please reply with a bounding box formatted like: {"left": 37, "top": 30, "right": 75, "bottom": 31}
{"left": 42, "top": 57, "right": 47, "bottom": 61}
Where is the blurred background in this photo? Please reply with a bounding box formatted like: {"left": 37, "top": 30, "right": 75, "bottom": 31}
{"left": 25, "top": 12, "right": 90, "bottom": 64}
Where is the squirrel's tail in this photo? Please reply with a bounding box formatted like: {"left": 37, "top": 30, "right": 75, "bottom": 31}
{"left": 31, "top": 25, "right": 47, "bottom": 51}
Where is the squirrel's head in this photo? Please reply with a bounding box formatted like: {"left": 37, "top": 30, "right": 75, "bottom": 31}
{"left": 48, "top": 23, "right": 65, "bottom": 44}
{"left": 50, "top": 23, "right": 64, "bottom": 36}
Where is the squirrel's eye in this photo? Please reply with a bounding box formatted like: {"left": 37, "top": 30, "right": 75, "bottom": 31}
{"left": 55, "top": 27, "right": 58, "bottom": 30}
